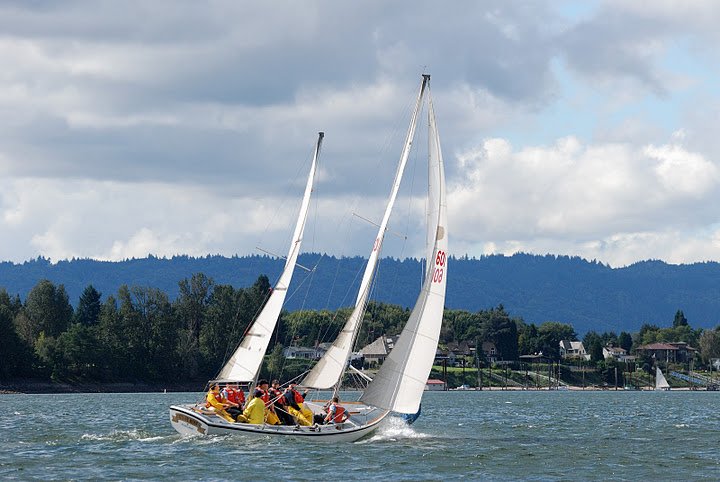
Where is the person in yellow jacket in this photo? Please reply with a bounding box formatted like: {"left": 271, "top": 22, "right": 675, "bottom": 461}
{"left": 257, "top": 379, "right": 281, "bottom": 425}
{"left": 235, "top": 389, "right": 267, "bottom": 424}
{"left": 205, "top": 383, "right": 237, "bottom": 423}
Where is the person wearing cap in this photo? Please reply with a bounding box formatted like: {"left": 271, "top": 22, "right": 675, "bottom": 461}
{"left": 235, "top": 388, "right": 267, "bottom": 424}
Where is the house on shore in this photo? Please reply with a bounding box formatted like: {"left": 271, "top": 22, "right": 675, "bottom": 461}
{"left": 359, "top": 335, "right": 399, "bottom": 366}
{"left": 425, "top": 379, "right": 446, "bottom": 391}
{"left": 283, "top": 346, "right": 325, "bottom": 360}
{"left": 559, "top": 340, "right": 590, "bottom": 361}
{"left": 481, "top": 341, "right": 501, "bottom": 363}
{"left": 635, "top": 342, "right": 697, "bottom": 363}
{"left": 603, "top": 345, "right": 636, "bottom": 363}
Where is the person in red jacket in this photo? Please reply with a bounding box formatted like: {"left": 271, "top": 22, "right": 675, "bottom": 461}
{"left": 256, "top": 379, "right": 281, "bottom": 425}
{"left": 269, "top": 379, "right": 293, "bottom": 425}
{"left": 222, "top": 383, "right": 245, "bottom": 411}
{"left": 323, "top": 396, "right": 349, "bottom": 425}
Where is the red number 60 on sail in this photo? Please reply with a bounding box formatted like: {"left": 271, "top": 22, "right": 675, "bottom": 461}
{"left": 432, "top": 250, "right": 446, "bottom": 283}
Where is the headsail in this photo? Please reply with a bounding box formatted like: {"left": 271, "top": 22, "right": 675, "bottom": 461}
{"left": 216, "top": 132, "right": 324, "bottom": 382}
{"left": 302, "top": 76, "right": 430, "bottom": 390}
{"left": 360, "top": 86, "right": 447, "bottom": 414}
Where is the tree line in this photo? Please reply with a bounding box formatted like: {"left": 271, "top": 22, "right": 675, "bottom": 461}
{"left": 4, "top": 253, "right": 720, "bottom": 336}
{"left": 2, "top": 275, "right": 720, "bottom": 385}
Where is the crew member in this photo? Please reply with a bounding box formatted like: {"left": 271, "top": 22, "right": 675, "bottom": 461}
{"left": 205, "top": 383, "right": 237, "bottom": 423}
{"left": 283, "top": 384, "right": 313, "bottom": 426}
{"left": 323, "top": 396, "right": 349, "bottom": 425}
{"left": 270, "top": 380, "right": 293, "bottom": 425}
{"left": 235, "top": 389, "right": 266, "bottom": 424}
{"left": 257, "top": 379, "right": 281, "bottom": 425}
{"left": 222, "top": 383, "right": 245, "bottom": 411}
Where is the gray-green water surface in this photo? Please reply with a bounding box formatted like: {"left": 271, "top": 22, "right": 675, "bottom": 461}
{"left": 1, "top": 390, "right": 718, "bottom": 480}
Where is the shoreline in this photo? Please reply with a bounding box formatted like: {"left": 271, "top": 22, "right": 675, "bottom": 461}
{"left": 0, "top": 380, "right": 203, "bottom": 395}
{"left": 1, "top": 380, "right": 707, "bottom": 394}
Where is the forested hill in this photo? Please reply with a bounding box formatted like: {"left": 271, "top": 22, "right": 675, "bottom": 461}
{"left": 1, "top": 253, "right": 719, "bottom": 334}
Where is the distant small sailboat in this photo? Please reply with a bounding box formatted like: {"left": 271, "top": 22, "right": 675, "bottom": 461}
{"left": 655, "top": 367, "right": 670, "bottom": 390}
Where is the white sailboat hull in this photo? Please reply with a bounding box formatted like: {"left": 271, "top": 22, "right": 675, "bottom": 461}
{"left": 169, "top": 404, "right": 388, "bottom": 442}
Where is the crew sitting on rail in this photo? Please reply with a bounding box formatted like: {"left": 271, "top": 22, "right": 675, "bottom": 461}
{"left": 323, "top": 396, "right": 349, "bottom": 425}
{"left": 221, "top": 382, "right": 245, "bottom": 411}
{"left": 283, "top": 384, "right": 313, "bottom": 426}
{"left": 270, "top": 379, "right": 293, "bottom": 425}
{"left": 205, "top": 383, "right": 240, "bottom": 423}
{"left": 235, "top": 389, "right": 266, "bottom": 424}
{"left": 256, "top": 379, "right": 281, "bottom": 425}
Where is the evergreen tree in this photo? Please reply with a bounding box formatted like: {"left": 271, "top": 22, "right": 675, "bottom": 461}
{"left": 176, "top": 273, "right": 213, "bottom": 341}
{"left": 22, "top": 279, "right": 74, "bottom": 344}
{"left": 673, "top": 310, "right": 689, "bottom": 328}
{"left": 618, "top": 331, "right": 633, "bottom": 351}
{"left": 0, "top": 303, "right": 32, "bottom": 379}
{"left": 74, "top": 285, "right": 102, "bottom": 326}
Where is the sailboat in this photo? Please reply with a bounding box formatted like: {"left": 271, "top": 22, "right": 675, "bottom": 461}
{"left": 170, "top": 74, "right": 447, "bottom": 442}
{"left": 170, "top": 131, "right": 323, "bottom": 432}
{"left": 655, "top": 367, "right": 671, "bottom": 390}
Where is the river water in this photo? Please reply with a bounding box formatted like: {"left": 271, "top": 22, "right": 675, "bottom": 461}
{"left": 1, "top": 390, "right": 718, "bottom": 481}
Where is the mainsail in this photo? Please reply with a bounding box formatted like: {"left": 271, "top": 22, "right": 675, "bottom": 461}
{"left": 302, "top": 76, "right": 430, "bottom": 390}
{"left": 655, "top": 367, "right": 670, "bottom": 390}
{"left": 216, "top": 132, "right": 324, "bottom": 382}
{"left": 360, "top": 89, "right": 447, "bottom": 414}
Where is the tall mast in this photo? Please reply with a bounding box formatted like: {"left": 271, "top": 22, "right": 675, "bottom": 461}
{"left": 301, "top": 76, "right": 430, "bottom": 390}
{"left": 216, "top": 131, "right": 323, "bottom": 384}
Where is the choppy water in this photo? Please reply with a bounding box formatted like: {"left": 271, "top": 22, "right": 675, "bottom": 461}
{"left": 1, "top": 390, "right": 719, "bottom": 480}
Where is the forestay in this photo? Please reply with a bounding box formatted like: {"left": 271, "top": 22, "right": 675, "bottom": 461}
{"left": 217, "top": 133, "right": 323, "bottom": 382}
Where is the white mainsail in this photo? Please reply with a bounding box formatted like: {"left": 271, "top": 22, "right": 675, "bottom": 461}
{"left": 360, "top": 88, "right": 447, "bottom": 414}
{"left": 216, "top": 132, "right": 323, "bottom": 382}
{"left": 655, "top": 367, "right": 670, "bottom": 390}
{"left": 302, "top": 76, "right": 431, "bottom": 390}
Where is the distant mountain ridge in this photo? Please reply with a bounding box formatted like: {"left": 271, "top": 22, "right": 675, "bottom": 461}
{"left": 1, "top": 253, "right": 719, "bottom": 334}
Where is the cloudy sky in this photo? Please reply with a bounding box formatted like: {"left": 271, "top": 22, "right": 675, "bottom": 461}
{"left": 1, "top": 0, "right": 719, "bottom": 267}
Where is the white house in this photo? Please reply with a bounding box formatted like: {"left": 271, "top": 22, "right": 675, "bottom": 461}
{"left": 603, "top": 345, "right": 626, "bottom": 360}
{"left": 283, "top": 346, "right": 324, "bottom": 360}
{"left": 559, "top": 340, "right": 590, "bottom": 361}
{"left": 603, "top": 345, "right": 637, "bottom": 363}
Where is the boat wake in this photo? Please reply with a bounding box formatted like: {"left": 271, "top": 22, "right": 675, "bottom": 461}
{"left": 359, "top": 417, "right": 431, "bottom": 443}
{"left": 81, "top": 429, "right": 166, "bottom": 443}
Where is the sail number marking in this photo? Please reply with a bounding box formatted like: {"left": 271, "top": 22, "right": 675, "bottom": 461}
{"left": 432, "top": 250, "right": 446, "bottom": 283}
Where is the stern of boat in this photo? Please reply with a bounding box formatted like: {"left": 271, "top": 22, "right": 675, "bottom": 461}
{"left": 169, "top": 405, "right": 211, "bottom": 436}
